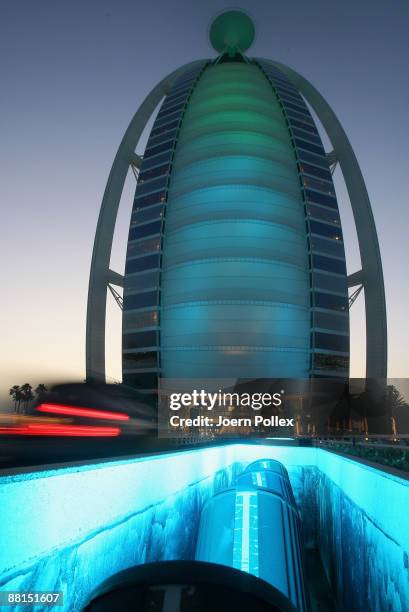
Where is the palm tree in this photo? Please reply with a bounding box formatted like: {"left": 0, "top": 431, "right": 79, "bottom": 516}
{"left": 20, "top": 383, "right": 34, "bottom": 414}
{"left": 386, "top": 385, "right": 409, "bottom": 434}
{"left": 9, "top": 385, "right": 22, "bottom": 412}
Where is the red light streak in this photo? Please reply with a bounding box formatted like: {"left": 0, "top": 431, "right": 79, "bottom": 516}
{"left": 36, "top": 403, "right": 130, "bottom": 421}
{"left": 0, "top": 424, "right": 121, "bottom": 437}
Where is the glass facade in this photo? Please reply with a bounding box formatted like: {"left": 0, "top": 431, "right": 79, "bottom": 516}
{"left": 122, "top": 56, "right": 350, "bottom": 387}
{"left": 257, "top": 59, "right": 349, "bottom": 378}
{"left": 122, "top": 61, "right": 208, "bottom": 387}
{"left": 160, "top": 62, "right": 311, "bottom": 378}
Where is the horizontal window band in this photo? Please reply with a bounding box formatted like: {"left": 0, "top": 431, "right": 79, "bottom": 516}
{"left": 313, "top": 291, "right": 348, "bottom": 311}
{"left": 302, "top": 177, "right": 335, "bottom": 196}
{"left": 161, "top": 299, "right": 309, "bottom": 310}
{"left": 282, "top": 100, "right": 312, "bottom": 117}
{"left": 126, "top": 238, "right": 161, "bottom": 260}
{"left": 138, "top": 164, "right": 171, "bottom": 184}
{"left": 267, "top": 74, "right": 295, "bottom": 87}
{"left": 312, "top": 306, "right": 349, "bottom": 317}
{"left": 122, "top": 327, "right": 159, "bottom": 336}
{"left": 313, "top": 316, "right": 349, "bottom": 333}
{"left": 129, "top": 220, "right": 163, "bottom": 241}
{"left": 154, "top": 111, "right": 183, "bottom": 131}
{"left": 155, "top": 103, "right": 186, "bottom": 125}
{"left": 131, "top": 212, "right": 165, "bottom": 228}
{"left": 292, "top": 127, "right": 322, "bottom": 146}
{"left": 294, "top": 137, "right": 325, "bottom": 157}
{"left": 312, "top": 326, "right": 349, "bottom": 337}
{"left": 123, "top": 345, "right": 159, "bottom": 354}
{"left": 309, "top": 220, "right": 343, "bottom": 240}
{"left": 150, "top": 119, "right": 180, "bottom": 140}
{"left": 123, "top": 310, "right": 159, "bottom": 329}
{"left": 146, "top": 128, "right": 178, "bottom": 150}
{"left": 125, "top": 255, "right": 161, "bottom": 275}
{"left": 122, "top": 354, "right": 159, "bottom": 368}
{"left": 285, "top": 108, "right": 315, "bottom": 126}
{"left": 172, "top": 76, "right": 196, "bottom": 90}
{"left": 304, "top": 189, "right": 338, "bottom": 209}
{"left": 161, "top": 90, "right": 190, "bottom": 109}
{"left": 288, "top": 118, "right": 318, "bottom": 135}
{"left": 122, "top": 330, "right": 159, "bottom": 349}
{"left": 144, "top": 141, "right": 174, "bottom": 160}
{"left": 274, "top": 84, "right": 301, "bottom": 98}
{"left": 310, "top": 245, "right": 345, "bottom": 260}
{"left": 139, "top": 150, "right": 174, "bottom": 172}
{"left": 134, "top": 191, "right": 167, "bottom": 209}
{"left": 135, "top": 176, "right": 169, "bottom": 197}
{"left": 276, "top": 86, "right": 303, "bottom": 101}
{"left": 123, "top": 291, "right": 159, "bottom": 310}
{"left": 280, "top": 94, "right": 307, "bottom": 112}
{"left": 312, "top": 271, "right": 348, "bottom": 295}
{"left": 166, "top": 83, "right": 193, "bottom": 100}
{"left": 313, "top": 331, "right": 349, "bottom": 352}
{"left": 311, "top": 259, "right": 347, "bottom": 277}
{"left": 299, "top": 162, "right": 332, "bottom": 182}
{"left": 297, "top": 149, "right": 329, "bottom": 169}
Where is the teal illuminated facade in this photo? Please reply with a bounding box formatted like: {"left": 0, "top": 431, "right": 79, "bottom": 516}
{"left": 122, "top": 57, "right": 349, "bottom": 389}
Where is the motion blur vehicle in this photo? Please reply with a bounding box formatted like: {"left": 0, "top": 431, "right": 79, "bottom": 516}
{"left": 1, "top": 382, "right": 156, "bottom": 438}
{"left": 33, "top": 381, "right": 157, "bottom": 437}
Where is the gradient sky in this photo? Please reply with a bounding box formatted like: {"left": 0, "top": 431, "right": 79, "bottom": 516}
{"left": 1, "top": 0, "right": 408, "bottom": 407}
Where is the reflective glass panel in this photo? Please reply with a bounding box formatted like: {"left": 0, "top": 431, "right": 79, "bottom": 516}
{"left": 314, "top": 291, "right": 348, "bottom": 310}
{"left": 310, "top": 236, "right": 345, "bottom": 257}
{"left": 294, "top": 138, "right": 324, "bottom": 156}
{"left": 310, "top": 220, "right": 342, "bottom": 240}
{"left": 314, "top": 310, "right": 349, "bottom": 332}
{"left": 123, "top": 290, "right": 158, "bottom": 310}
{"left": 125, "top": 255, "right": 160, "bottom": 275}
{"left": 314, "top": 332, "right": 349, "bottom": 352}
{"left": 307, "top": 204, "right": 340, "bottom": 225}
{"left": 122, "top": 330, "right": 158, "bottom": 350}
{"left": 125, "top": 270, "right": 160, "bottom": 292}
{"left": 122, "top": 310, "right": 159, "bottom": 329}
{"left": 299, "top": 162, "right": 332, "bottom": 182}
{"left": 303, "top": 176, "right": 335, "bottom": 196}
{"left": 305, "top": 189, "right": 337, "bottom": 209}
{"left": 129, "top": 220, "right": 162, "bottom": 242}
{"left": 131, "top": 204, "right": 165, "bottom": 226}
{"left": 313, "top": 271, "right": 347, "bottom": 294}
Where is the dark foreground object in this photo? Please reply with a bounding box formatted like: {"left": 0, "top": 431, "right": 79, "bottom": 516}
{"left": 83, "top": 560, "right": 297, "bottom": 612}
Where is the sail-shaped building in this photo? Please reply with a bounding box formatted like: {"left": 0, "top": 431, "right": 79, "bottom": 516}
{"left": 86, "top": 11, "right": 387, "bottom": 392}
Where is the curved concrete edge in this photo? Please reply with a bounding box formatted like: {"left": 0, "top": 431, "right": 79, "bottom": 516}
{"left": 269, "top": 60, "right": 387, "bottom": 380}
{"left": 86, "top": 60, "right": 207, "bottom": 382}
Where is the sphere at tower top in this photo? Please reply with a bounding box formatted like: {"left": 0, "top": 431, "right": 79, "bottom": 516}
{"left": 209, "top": 10, "right": 255, "bottom": 55}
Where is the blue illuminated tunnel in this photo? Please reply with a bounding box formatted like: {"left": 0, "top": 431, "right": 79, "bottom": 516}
{"left": 1, "top": 445, "right": 409, "bottom": 611}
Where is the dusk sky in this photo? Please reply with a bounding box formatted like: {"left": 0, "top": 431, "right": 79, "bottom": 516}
{"left": 1, "top": 0, "right": 408, "bottom": 408}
